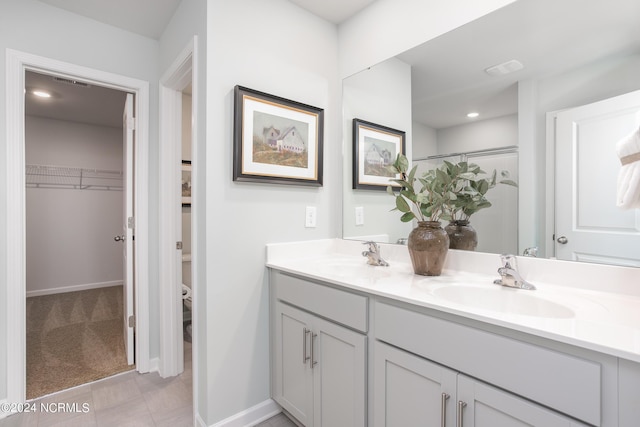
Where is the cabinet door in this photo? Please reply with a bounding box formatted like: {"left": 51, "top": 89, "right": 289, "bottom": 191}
{"left": 274, "top": 302, "right": 314, "bottom": 426}
{"left": 312, "top": 316, "right": 367, "bottom": 427}
{"left": 373, "top": 341, "right": 457, "bottom": 427}
{"left": 456, "top": 375, "right": 588, "bottom": 427}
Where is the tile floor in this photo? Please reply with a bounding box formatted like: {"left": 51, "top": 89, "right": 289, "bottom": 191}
{"left": 0, "top": 340, "right": 297, "bottom": 427}
{"left": 255, "top": 413, "right": 298, "bottom": 427}
{"left": 1, "top": 342, "right": 193, "bottom": 427}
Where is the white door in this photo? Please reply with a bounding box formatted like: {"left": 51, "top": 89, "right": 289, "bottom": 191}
{"left": 122, "top": 93, "right": 135, "bottom": 365}
{"left": 555, "top": 90, "right": 640, "bottom": 266}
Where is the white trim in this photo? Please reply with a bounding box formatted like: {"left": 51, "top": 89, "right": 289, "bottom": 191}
{"left": 545, "top": 111, "right": 559, "bottom": 259}
{"left": 209, "top": 400, "right": 282, "bottom": 427}
{"left": 25, "top": 280, "right": 123, "bottom": 298}
{"left": 148, "top": 357, "right": 160, "bottom": 373}
{"left": 158, "top": 38, "right": 196, "bottom": 380}
{"left": 5, "top": 49, "right": 151, "bottom": 403}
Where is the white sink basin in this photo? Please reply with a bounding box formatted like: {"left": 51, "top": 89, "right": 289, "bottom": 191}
{"left": 432, "top": 285, "right": 575, "bottom": 319}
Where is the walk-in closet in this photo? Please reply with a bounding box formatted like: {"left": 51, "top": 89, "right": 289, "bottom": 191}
{"left": 24, "top": 70, "right": 131, "bottom": 399}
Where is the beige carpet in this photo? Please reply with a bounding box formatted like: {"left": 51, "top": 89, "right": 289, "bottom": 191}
{"left": 26, "top": 285, "right": 133, "bottom": 399}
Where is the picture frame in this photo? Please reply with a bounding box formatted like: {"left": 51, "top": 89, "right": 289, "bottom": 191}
{"left": 233, "top": 85, "right": 324, "bottom": 186}
{"left": 181, "top": 161, "right": 192, "bottom": 206}
{"left": 352, "top": 118, "right": 405, "bottom": 190}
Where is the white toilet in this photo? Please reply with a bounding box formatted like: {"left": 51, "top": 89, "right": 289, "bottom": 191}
{"left": 182, "top": 283, "right": 192, "bottom": 310}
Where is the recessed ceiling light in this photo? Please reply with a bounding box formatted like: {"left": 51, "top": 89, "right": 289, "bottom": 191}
{"left": 467, "top": 112, "right": 479, "bottom": 118}
{"left": 33, "top": 90, "right": 51, "bottom": 98}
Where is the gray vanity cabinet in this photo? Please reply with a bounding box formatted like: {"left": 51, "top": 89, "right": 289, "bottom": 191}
{"left": 373, "top": 340, "right": 457, "bottom": 426}
{"left": 374, "top": 340, "right": 588, "bottom": 426}
{"left": 271, "top": 272, "right": 367, "bottom": 427}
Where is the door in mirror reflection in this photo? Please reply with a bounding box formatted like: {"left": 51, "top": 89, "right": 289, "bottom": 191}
{"left": 554, "top": 89, "right": 640, "bottom": 267}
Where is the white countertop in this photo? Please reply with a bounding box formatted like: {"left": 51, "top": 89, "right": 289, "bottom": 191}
{"left": 266, "top": 239, "right": 640, "bottom": 363}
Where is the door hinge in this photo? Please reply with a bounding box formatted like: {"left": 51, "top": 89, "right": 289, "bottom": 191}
{"left": 127, "top": 117, "right": 136, "bottom": 130}
{"left": 176, "top": 241, "right": 183, "bottom": 250}
{"left": 128, "top": 315, "right": 136, "bottom": 328}
{"left": 128, "top": 217, "right": 135, "bottom": 229}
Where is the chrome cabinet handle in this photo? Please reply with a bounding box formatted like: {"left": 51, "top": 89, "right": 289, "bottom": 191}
{"left": 441, "top": 393, "right": 450, "bottom": 427}
{"left": 114, "top": 235, "right": 125, "bottom": 242}
{"left": 457, "top": 401, "right": 467, "bottom": 427}
{"left": 557, "top": 236, "right": 568, "bottom": 244}
{"left": 303, "top": 328, "right": 310, "bottom": 364}
{"left": 310, "top": 332, "right": 318, "bottom": 368}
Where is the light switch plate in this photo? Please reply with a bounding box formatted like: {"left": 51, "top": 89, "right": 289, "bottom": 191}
{"left": 305, "top": 206, "right": 317, "bottom": 228}
{"left": 355, "top": 206, "right": 364, "bottom": 225}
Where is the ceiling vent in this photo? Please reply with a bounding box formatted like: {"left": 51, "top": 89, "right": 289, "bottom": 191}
{"left": 52, "top": 76, "right": 91, "bottom": 88}
{"left": 485, "top": 59, "right": 524, "bottom": 77}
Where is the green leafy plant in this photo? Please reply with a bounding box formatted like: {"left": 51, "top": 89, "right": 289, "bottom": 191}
{"left": 386, "top": 154, "right": 516, "bottom": 223}
{"left": 438, "top": 160, "right": 517, "bottom": 222}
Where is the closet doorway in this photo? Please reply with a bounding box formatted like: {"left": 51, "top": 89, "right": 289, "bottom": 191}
{"left": 24, "top": 70, "right": 134, "bottom": 399}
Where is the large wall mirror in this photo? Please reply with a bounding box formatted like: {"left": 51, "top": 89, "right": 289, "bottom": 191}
{"left": 342, "top": 0, "right": 640, "bottom": 267}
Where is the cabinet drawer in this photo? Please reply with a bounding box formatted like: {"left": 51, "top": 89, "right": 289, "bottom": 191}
{"left": 272, "top": 271, "right": 368, "bottom": 333}
{"left": 375, "top": 301, "right": 601, "bottom": 425}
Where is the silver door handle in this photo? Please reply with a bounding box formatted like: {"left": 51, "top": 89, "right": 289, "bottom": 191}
{"left": 114, "top": 235, "right": 125, "bottom": 242}
{"left": 441, "top": 393, "right": 450, "bottom": 427}
{"left": 457, "top": 401, "right": 467, "bottom": 427}
{"left": 303, "top": 328, "right": 310, "bottom": 364}
{"left": 556, "top": 236, "right": 568, "bottom": 244}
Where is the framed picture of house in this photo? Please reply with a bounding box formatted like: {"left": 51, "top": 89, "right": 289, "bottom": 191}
{"left": 181, "top": 161, "right": 192, "bottom": 206}
{"left": 233, "top": 85, "right": 324, "bottom": 186}
{"left": 352, "top": 118, "right": 405, "bottom": 190}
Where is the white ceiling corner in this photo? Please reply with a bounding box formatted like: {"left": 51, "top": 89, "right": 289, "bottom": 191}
{"left": 37, "top": 0, "right": 182, "bottom": 39}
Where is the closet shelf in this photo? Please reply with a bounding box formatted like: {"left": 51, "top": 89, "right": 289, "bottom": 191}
{"left": 26, "top": 164, "right": 123, "bottom": 191}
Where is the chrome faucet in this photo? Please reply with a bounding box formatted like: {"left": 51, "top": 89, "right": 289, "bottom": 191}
{"left": 523, "top": 246, "right": 538, "bottom": 257}
{"left": 362, "top": 241, "right": 389, "bottom": 266}
{"left": 493, "top": 254, "right": 536, "bottom": 290}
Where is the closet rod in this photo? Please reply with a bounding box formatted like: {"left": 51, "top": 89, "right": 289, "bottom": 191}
{"left": 414, "top": 145, "right": 518, "bottom": 161}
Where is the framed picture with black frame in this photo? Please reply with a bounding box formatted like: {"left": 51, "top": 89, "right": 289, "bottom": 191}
{"left": 181, "top": 161, "right": 192, "bottom": 206}
{"left": 233, "top": 85, "right": 324, "bottom": 186}
{"left": 352, "top": 118, "right": 405, "bottom": 190}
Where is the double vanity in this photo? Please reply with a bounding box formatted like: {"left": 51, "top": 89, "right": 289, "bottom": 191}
{"left": 266, "top": 239, "right": 640, "bottom": 426}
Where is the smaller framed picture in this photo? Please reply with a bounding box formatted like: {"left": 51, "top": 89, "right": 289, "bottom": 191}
{"left": 352, "top": 118, "right": 405, "bottom": 190}
{"left": 233, "top": 85, "right": 324, "bottom": 186}
{"left": 181, "top": 161, "right": 192, "bottom": 206}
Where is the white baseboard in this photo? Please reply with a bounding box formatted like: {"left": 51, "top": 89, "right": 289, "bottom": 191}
{"left": 208, "top": 399, "right": 281, "bottom": 427}
{"left": 26, "top": 280, "right": 123, "bottom": 298}
{"left": 148, "top": 357, "right": 160, "bottom": 374}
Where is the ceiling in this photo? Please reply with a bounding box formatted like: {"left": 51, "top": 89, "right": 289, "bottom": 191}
{"left": 396, "top": 0, "right": 640, "bottom": 129}
{"left": 28, "top": 0, "right": 374, "bottom": 128}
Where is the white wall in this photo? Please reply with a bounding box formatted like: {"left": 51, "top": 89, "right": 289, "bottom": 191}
{"left": 203, "top": 0, "right": 340, "bottom": 424}
{"left": 413, "top": 121, "right": 438, "bottom": 159}
{"left": 437, "top": 114, "right": 518, "bottom": 153}
{"left": 0, "top": 0, "right": 160, "bottom": 403}
{"left": 25, "top": 116, "right": 123, "bottom": 295}
{"left": 342, "top": 58, "right": 413, "bottom": 243}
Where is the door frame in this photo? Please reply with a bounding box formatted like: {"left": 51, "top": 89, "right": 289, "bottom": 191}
{"left": 158, "top": 37, "right": 198, "bottom": 380}
{"left": 5, "top": 49, "right": 151, "bottom": 403}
